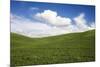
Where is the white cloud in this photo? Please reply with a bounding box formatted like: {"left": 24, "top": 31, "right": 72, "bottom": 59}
{"left": 30, "top": 7, "right": 39, "bottom": 10}
{"left": 73, "top": 13, "right": 90, "bottom": 32}
{"left": 11, "top": 14, "right": 51, "bottom": 37}
{"left": 11, "top": 10, "right": 95, "bottom": 38}
{"left": 90, "top": 22, "right": 95, "bottom": 29}
{"left": 73, "top": 13, "right": 95, "bottom": 31}
{"left": 35, "top": 10, "right": 72, "bottom": 26}
{"left": 11, "top": 14, "right": 71, "bottom": 38}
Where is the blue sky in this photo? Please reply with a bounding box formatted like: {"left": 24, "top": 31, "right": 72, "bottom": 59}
{"left": 11, "top": 0, "right": 95, "bottom": 38}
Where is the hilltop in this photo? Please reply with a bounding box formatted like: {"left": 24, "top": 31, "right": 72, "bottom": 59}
{"left": 11, "top": 30, "right": 95, "bottom": 66}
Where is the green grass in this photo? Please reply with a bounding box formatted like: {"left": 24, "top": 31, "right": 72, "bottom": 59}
{"left": 11, "top": 30, "right": 95, "bottom": 66}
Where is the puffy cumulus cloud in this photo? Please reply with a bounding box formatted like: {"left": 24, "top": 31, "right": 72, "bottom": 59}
{"left": 11, "top": 14, "right": 71, "bottom": 38}
{"left": 35, "top": 10, "right": 72, "bottom": 26}
{"left": 73, "top": 13, "right": 95, "bottom": 32}
{"left": 11, "top": 10, "right": 95, "bottom": 38}
{"left": 73, "top": 13, "right": 90, "bottom": 32}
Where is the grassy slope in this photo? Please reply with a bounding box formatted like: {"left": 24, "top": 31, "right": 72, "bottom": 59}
{"left": 11, "top": 30, "right": 95, "bottom": 66}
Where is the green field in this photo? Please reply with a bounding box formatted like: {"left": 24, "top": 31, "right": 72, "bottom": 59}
{"left": 11, "top": 30, "right": 95, "bottom": 66}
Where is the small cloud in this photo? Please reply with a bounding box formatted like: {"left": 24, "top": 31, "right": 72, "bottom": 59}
{"left": 90, "top": 22, "right": 95, "bottom": 29}
{"left": 30, "top": 7, "right": 39, "bottom": 10}
{"left": 73, "top": 13, "right": 90, "bottom": 32}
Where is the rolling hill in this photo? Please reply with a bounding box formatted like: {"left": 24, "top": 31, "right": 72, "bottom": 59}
{"left": 11, "top": 30, "right": 95, "bottom": 66}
